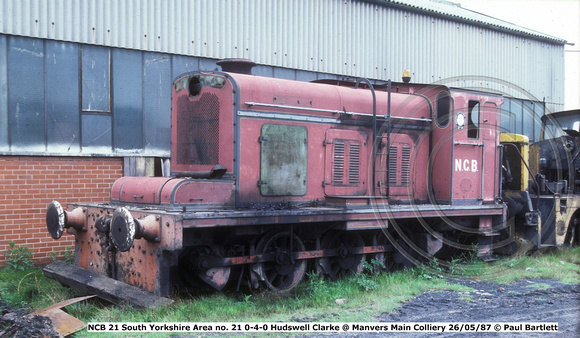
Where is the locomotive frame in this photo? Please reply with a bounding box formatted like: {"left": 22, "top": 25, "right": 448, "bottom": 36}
{"left": 44, "top": 60, "right": 578, "bottom": 298}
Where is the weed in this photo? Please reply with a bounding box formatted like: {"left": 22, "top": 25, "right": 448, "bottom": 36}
{"left": 416, "top": 258, "right": 445, "bottom": 280}
{"left": 304, "top": 271, "right": 326, "bottom": 296}
{"left": 49, "top": 246, "right": 75, "bottom": 264}
{"left": 3, "top": 241, "right": 34, "bottom": 270}
{"left": 354, "top": 261, "right": 380, "bottom": 291}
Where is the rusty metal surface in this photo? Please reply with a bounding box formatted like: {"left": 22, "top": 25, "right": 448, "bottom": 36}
{"left": 32, "top": 295, "right": 95, "bottom": 337}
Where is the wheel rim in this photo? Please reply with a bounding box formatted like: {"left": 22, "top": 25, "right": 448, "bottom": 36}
{"left": 317, "top": 231, "right": 365, "bottom": 281}
{"left": 255, "top": 231, "right": 306, "bottom": 292}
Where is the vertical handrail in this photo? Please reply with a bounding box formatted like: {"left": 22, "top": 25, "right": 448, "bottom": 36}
{"left": 355, "top": 78, "right": 377, "bottom": 196}
{"left": 386, "top": 80, "right": 392, "bottom": 199}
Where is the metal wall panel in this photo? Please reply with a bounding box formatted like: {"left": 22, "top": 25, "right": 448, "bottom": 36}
{"left": 8, "top": 36, "right": 45, "bottom": 152}
{"left": 0, "top": 34, "right": 7, "bottom": 151}
{"left": 143, "top": 52, "right": 172, "bottom": 153}
{"left": 112, "top": 48, "right": 143, "bottom": 150}
{"left": 81, "top": 113, "right": 112, "bottom": 151}
{"left": 46, "top": 40, "right": 80, "bottom": 152}
{"left": 81, "top": 45, "right": 110, "bottom": 112}
{"left": 0, "top": 0, "right": 565, "bottom": 111}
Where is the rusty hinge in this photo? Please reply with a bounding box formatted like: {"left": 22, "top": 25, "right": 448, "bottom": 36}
{"left": 257, "top": 180, "right": 267, "bottom": 187}
{"left": 258, "top": 136, "right": 268, "bottom": 143}
{"left": 322, "top": 181, "right": 331, "bottom": 187}
{"left": 323, "top": 140, "right": 332, "bottom": 146}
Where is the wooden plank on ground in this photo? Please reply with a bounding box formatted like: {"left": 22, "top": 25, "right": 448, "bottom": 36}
{"left": 43, "top": 261, "right": 174, "bottom": 309}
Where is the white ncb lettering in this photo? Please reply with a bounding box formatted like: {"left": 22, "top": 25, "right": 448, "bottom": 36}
{"left": 454, "top": 159, "right": 478, "bottom": 172}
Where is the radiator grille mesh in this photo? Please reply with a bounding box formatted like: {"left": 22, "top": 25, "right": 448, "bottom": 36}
{"left": 175, "top": 93, "right": 220, "bottom": 165}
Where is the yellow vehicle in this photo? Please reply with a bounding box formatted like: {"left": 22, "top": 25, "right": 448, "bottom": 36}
{"left": 500, "top": 109, "right": 580, "bottom": 252}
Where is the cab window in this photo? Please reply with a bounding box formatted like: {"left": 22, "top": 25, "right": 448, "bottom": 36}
{"left": 468, "top": 100, "right": 480, "bottom": 139}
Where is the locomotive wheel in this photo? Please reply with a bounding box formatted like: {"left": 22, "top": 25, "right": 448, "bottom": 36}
{"left": 372, "top": 231, "right": 390, "bottom": 273}
{"left": 387, "top": 228, "right": 416, "bottom": 272}
{"left": 254, "top": 231, "right": 306, "bottom": 292}
{"left": 181, "top": 246, "right": 231, "bottom": 291}
{"left": 316, "top": 231, "right": 365, "bottom": 281}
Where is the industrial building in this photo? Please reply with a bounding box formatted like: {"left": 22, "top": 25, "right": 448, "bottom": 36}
{"left": 0, "top": 0, "right": 567, "bottom": 265}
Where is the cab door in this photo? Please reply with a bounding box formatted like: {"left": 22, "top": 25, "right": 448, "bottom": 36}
{"left": 451, "top": 97, "right": 484, "bottom": 204}
{"left": 480, "top": 101, "right": 500, "bottom": 203}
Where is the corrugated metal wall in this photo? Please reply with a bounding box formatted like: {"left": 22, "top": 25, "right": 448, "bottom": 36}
{"left": 0, "top": 0, "right": 565, "bottom": 111}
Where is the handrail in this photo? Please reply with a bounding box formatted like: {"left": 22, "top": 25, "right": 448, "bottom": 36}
{"left": 355, "top": 78, "right": 377, "bottom": 195}
{"left": 243, "top": 102, "right": 431, "bottom": 123}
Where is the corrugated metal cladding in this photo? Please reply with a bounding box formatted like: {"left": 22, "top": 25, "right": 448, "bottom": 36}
{"left": 0, "top": 0, "right": 565, "bottom": 110}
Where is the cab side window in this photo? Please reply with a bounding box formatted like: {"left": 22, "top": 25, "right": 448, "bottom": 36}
{"left": 468, "top": 100, "right": 480, "bottom": 139}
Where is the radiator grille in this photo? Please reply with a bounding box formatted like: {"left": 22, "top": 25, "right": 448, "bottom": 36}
{"left": 175, "top": 93, "right": 220, "bottom": 165}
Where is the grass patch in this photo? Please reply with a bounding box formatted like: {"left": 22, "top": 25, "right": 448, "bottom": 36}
{"left": 525, "top": 283, "right": 552, "bottom": 290}
{"left": 0, "top": 246, "right": 578, "bottom": 337}
{"left": 458, "top": 294, "right": 475, "bottom": 303}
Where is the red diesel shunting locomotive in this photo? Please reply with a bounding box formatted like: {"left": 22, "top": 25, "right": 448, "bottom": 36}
{"left": 45, "top": 59, "right": 508, "bottom": 297}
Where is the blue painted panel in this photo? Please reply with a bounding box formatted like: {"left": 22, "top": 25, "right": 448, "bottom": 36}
{"left": 82, "top": 45, "right": 110, "bottom": 112}
{"left": 81, "top": 113, "right": 112, "bottom": 151}
{"left": 143, "top": 52, "right": 171, "bottom": 154}
{"left": 199, "top": 58, "right": 218, "bottom": 72}
{"left": 296, "top": 70, "right": 318, "bottom": 82}
{"left": 112, "top": 48, "right": 143, "bottom": 150}
{"left": 273, "top": 67, "right": 296, "bottom": 80}
{"left": 534, "top": 102, "right": 544, "bottom": 142}
{"left": 500, "top": 100, "right": 512, "bottom": 133}
{"left": 8, "top": 36, "right": 45, "bottom": 150}
{"left": 510, "top": 99, "right": 523, "bottom": 135}
{"left": 0, "top": 35, "right": 7, "bottom": 151}
{"left": 46, "top": 41, "right": 81, "bottom": 153}
{"left": 523, "top": 101, "right": 534, "bottom": 142}
{"left": 253, "top": 65, "right": 274, "bottom": 77}
{"left": 171, "top": 55, "right": 199, "bottom": 80}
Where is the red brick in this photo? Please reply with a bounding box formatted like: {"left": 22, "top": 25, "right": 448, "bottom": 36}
{"left": 0, "top": 155, "right": 123, "bottom": 266}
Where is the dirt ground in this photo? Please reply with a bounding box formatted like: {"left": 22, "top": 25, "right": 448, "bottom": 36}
{"left": 376, "top": 278, "right": 580, "bottom": 337}
{"left": 311, "top": 278, "right": 579, "bottom": 337}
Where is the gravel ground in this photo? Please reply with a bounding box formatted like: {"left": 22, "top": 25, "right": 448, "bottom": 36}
{"left": 311, "top": 278, "right": 579, "bottom": 337}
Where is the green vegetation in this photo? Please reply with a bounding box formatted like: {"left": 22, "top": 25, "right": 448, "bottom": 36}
{"left": 3, "top": 241, "right": 34, "bottom": 270}
{"left": 0, "top": 246, "right": 578, "bottom": 336}
{"left": 49, "top": 246, "right": 75, "bottom": 265}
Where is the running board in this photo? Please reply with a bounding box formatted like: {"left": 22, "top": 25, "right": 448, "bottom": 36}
{"left": 43, "top": 261, "right": 174, "bottom": 309}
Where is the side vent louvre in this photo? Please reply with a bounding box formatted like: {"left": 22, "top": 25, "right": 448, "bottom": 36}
{"left": 333, "top": 140, "right": 345, "bottom": 183}
{"left": 388, "top": 146, "right": 398, "bottom": 185}
{"left": 388, "top": 143, "right": 411, "bottom": 186}
{"left": 332, "top": 139, "right": 360, "bottom": 186}
{"left": 401, "top": 145, "right": 411, "bottom": 184}
{"left": 349, "top": 143, "right": 360, "bottom": 184}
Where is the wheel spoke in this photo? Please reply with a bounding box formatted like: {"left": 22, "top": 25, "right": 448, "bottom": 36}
{"left": 255, "top": 231, "right": 306, "bottom": 292}
{"left": 317, "top": 230, "right": 366, "bottom": 280}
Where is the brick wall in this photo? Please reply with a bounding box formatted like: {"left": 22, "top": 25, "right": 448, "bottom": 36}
{"left": 0, "top": 156, "right": 123, "bottom": 266}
